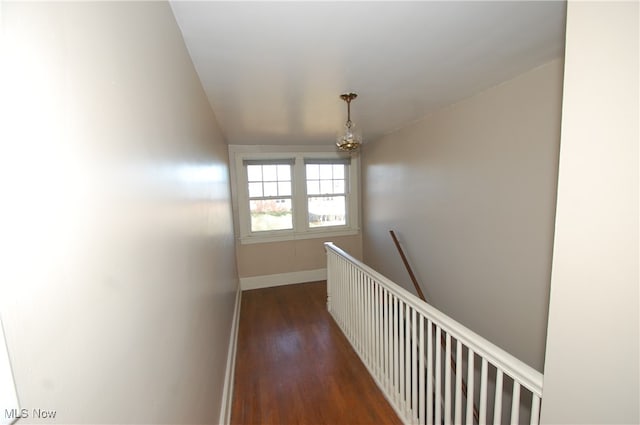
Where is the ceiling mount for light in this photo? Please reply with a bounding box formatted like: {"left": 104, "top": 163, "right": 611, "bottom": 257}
{"left": 336, "top": 92, "right": 362, "bottom": 152}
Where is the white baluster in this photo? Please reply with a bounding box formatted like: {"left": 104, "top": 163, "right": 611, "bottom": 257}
{"left": 353, "top": 266, "right": 357, "bottom": 339}
{"left": 379, "top": 284, "right": 383, "bottom": 379}
{"left": 326, "top": 252, "right": 332, "bottom": 312}
{"left": 369, "top": 279, "right": 373, "bottom": 364}
{"left": 479, "top": 358, "right": 488, "bottom": 425}
{"left": 435, "top": 326, "right": 442, "bottom": 425}
{"left": 494, "top": 369, "right": 503, "bottom": 425}
{"left": 412, "top": 308, "right": 418, "bottom": 423}
{"left": 466, "top": 349, "right": 475, "bottom": 425}
{"left": 510, "top": 382, "right": 520, "bottom": 425}
{"left": 454, "top": 340, "right": 462, "bottom": 424}
{"left": 373, "top": 280, "right": 382, "bottom": 376}
{"left": 340, "top": 253, "right": 350, "bottom": 330}
{"left": 378, "top": 283, "right": 383, "bottom": 378}
{"left": 359, "top": 271, "right": 364, "bottom": 353}
{"left": 369, "top": 278, "right": 374, "bottom": 366}
{"left": 346, "top": 261, "right": 351, "bottom": 337}
{"left": 348, "top": 260, "right": 353, "bottom": 336}
{"left": 405, "top": 304, "right": 411, "bottom": 418}
{"left": 445, "top": 333, "right": 451, "bottom": 425}
{"left": 362, "top": 273, "right": 366, "bottom": 357}
{"left": 333, "top": 253, "right": 337, "bottom": 311}
{"left": 379, "top": 283, "right": 384, "bottom": 377}
{"left": 393, "top": 295, "right": 399, "bottom": 401}
{"left": 359, "top": 274, "right": 365, "bottom": 356}
{"left": 359, "top": 272, "right": 362, "bottom": 331}
{"left": 365, "top": 275, "right": 370, "bottom": 363}
{"left": 343, "top": 257, "right": 347, "bottom": 328}
{"left": 336, "top": 255, "right": 340, "bottom": 319}
{"left": 384, "top": 288, "right": 389, "bottom": 388}
{"left": 382, "top": 289, "right": 389, "bottom": 384}
{"left": 399, "top": 299, "right": 405, "bottom": 406}
{"left": 355, "top": 268, "right": 360, "bottom": 350}
{"left": 345, "top": 258, "right": 349, "bottom": 329}
{"left": 427, "top": 320, "right": 433, "bottom": 425}
{"left": 342, "top": 258, "right": 347, "bottom": 333}
{"left": 530, "top": 394, "right": 540, "bottom": 425}
{"left": 335, "top": 254, "right": 340, "bottom": 323}
{"left": 363, "top": 273, "right": 367, "bottom": 355}
{"left": 362, "top": 274, "right": 367, "bottom": 359}
{"left": 339, "top": 256, "right": 344, "bottom": 328}
{"left": 419, "top": 316, "right": 425, "bottom": 425}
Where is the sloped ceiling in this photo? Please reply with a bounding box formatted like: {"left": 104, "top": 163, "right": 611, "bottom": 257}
{"left": 170, "top": 1, "right": 566, "bottom": 146}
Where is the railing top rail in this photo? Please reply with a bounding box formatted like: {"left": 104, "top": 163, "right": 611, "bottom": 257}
{"left": 325, "top": 242, "right": 543, "bottom": 397}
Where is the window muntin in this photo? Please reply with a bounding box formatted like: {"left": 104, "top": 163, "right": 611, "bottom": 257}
{"left": 246, "top": 163, "right": 293, "bottom": 232}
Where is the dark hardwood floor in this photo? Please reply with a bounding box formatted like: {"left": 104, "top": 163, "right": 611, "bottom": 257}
{"left": 231, "top": 281, "right": 402, "bottom": 425}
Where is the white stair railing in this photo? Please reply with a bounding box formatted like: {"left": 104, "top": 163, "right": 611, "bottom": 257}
{"left": 325, "top": 242, "right": 543, "bottom": 425}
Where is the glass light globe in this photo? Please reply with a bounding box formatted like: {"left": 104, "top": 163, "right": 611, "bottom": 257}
{"left": 336, "top": 122, "right": 362, "bottom": 152}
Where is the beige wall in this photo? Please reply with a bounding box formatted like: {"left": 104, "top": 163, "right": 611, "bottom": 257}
{"left": 541, "top": 2, "right": 639, "bottom": 423}
{"left": 0, "top": 2, "right": 238, "bottom": 424}
{"left": 236, "top": 235, "right": 362, "bottom": 278}
{"left": 362, "top": 59, "right": 564, "bottom": 371}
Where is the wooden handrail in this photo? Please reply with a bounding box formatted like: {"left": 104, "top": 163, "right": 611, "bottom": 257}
{"left": 389, "top": 230, "right": 480, "bottom": 424}
{"left": 389, "top": 230, "right": 426, "bottom": 301}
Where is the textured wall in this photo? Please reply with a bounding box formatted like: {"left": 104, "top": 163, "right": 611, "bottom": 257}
{"left": 361, "top": 59, "right": 564, "bottom": 371}
{"left": 0, "top": 2, "right": 238, "bottom": 423}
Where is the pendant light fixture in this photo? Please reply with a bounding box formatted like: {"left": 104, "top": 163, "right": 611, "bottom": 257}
{"left": 336, "top": 92, "right": 362, "bottom": 152}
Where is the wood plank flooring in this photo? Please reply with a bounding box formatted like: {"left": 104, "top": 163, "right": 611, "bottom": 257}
{"left": 231, "top": 281, "right": 402, "bottom": 425}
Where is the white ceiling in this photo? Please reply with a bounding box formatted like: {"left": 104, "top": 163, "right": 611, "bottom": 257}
{"left": 170, "top": 1, "right": 566, "bottom": 146}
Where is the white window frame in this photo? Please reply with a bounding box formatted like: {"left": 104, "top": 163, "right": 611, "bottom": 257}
{"left": 229, "top": 145, "right": 360, "bottom": 244}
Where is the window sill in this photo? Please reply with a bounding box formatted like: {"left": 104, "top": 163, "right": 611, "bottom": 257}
{"left": 239, "top": 228, "right": 360, "bottom": 245}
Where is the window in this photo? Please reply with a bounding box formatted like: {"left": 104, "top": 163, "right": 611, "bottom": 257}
{"left": 230, "top": 147, "right": 359, "bottom": 243}
{"left": 305, "top": 160, "right": 348, "bottom": 228}
{"left": 245, "top": 160, "right": 294, "bottom": 232}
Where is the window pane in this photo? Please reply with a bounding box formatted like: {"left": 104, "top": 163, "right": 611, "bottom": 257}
{"left": 333, "top": 164, "right": 345, "bottom": 179}
{"left": 278, "top": 181, "right": 291, "bottom": 196}
{"left": 319, "top": 164, "right": 333, "bottom": 179}
{"left": 320, "top": 180, "right": 333, "bottom": 194}
{"left": 263, "top": 182, "right": 278, "bottom": 197}
{"left": 248, "top": 182, "right": 263, "bottom": 198}
{"left": 306, "top": 164, "right": 319, "bottom": 180}
{"left": 250, "top": 199, "right": 293, "bottom": 232}
{"left": 247, "top": 165, "right": 262, "bottom": 182}
{"left": 308, "top": 196, "right": 346, "bottom": 227}
{"left": 333, "top": 180, "right": 345, "bottom": 194}
{"left": 263, "top": 165, "right": 278, "bottom": 181}
{"left": 277, "top": 164, "right": 291, "bottom": 181}
{"left": 307, "top": 180, "right": 320, "bottom": 195}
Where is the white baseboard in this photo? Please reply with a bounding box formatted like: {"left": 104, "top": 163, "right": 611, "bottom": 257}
{"left": 219, "top": 285, "right": 241, "bottom": 425}
{"left": 240, "top": 268, "right": 327, "bottom": 291}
